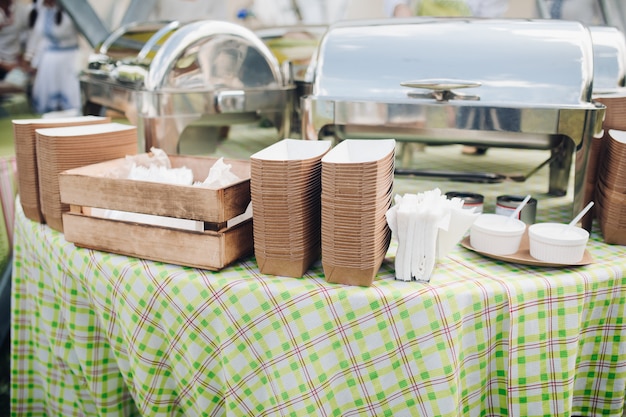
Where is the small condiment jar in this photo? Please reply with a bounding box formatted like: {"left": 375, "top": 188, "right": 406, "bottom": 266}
{"left": 495, "top": 194, "right": 537, "bottom": 225}
{"left": 445, "top": 191, "right": 484, "bottom": 213}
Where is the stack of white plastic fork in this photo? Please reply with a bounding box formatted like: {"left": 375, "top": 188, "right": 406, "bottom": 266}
{"left": 386, "top": 188, "right": 480, "bottom": 282}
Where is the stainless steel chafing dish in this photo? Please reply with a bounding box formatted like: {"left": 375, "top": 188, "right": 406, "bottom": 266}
{"left": 301, "top": 18, "right": 606, "bottom": 217}
{"left": 590, "top": 25, "right": 626, "bottom": 94}
{"left": 81, "top": 21, "right": 174, "bottom": 120}
{"left": 81, "top": 20, "right": 295, "bottom": 154}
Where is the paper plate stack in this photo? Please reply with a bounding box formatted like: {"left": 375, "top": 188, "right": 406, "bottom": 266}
{"left": 595, "top": 129, "right": 626, "bottom": 244}
{"left": 36, "top": 123, "right": 138, "bottom": 233}
{"left": 320, "top": 139, "right": 395, "bottom": 287}
{"left": 581, "top": 129, "right": 607, "bottom": 231}
{"left": 250, "top": 139, "right": 332, "bottom": 278}
{"left": 595, "top": 93, "right": 626, "bottom": 131}
{"left": 13, "top": 116, "right": 110, "bottom": 223}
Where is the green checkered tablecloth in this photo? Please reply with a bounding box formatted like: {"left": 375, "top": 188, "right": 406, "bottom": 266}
{"left": 9, "top": 128, "right": 626, "bottom": 416}
{"left": 10, "top": 199, "right": 626, "bottom": 416}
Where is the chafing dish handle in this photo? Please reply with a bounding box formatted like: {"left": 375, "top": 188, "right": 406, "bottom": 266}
{"left": 401, "top": 79, "right": 482, "bottom": 102}
{"left": 215, "top": 89, "right": 292, "bottom": 113}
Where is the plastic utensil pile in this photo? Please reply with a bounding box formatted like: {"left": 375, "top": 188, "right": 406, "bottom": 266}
{"left": 386, "top": 188, "right": 479, "bottom": 282}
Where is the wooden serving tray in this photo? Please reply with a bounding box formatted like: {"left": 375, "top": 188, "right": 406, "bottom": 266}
{"left": 460, "top": 230, "right": 593, "bottom": 267}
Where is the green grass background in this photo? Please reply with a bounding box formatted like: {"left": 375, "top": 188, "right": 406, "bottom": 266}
{"left": 0, "top": 92, "right": 37, "bottom": 157}
{"left": 0, "top": 114, "right": 37, "bottom": 157}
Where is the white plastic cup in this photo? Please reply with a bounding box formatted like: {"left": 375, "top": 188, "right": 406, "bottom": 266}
{"left": 470, "top": 213, "right": 526, "bottom": 256}
{"left": 528, "top": 223, "right": 589, "bottom": 264}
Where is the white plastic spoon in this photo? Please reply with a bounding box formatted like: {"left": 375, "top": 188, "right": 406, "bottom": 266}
{"left": 562, "top": 201, "right": 594, "bottom": 234}
{"left": 507, "top": 194, "right": 531, "bottom": 223}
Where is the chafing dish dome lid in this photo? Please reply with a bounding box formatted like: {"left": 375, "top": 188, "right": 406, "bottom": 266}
{"left": 143, "top": 20, "right": 286, "bottom": 92}
{"left": 307, "top": 18, "right": 597, "bottom": 107}
{"left": 86, "top": 20, "right": 287, "bottom": 94}
{"left": 589, "top": 25, "right": 626, "bottom": 93}
{"left": 87, "top": 21, "right": 177, "bottom": 70}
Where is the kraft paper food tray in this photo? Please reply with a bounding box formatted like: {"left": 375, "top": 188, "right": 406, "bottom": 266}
{"left": 595, "top": 93, "right": 626, "bottom": 131}
{"left": 59, "top": 154, "right": 251, "bottom": 224}
{"left": 36, "top": 122, "right": 138, "bottom": 233}
{"left": 256, "top": 248, "right": 320, "bottom": 279}
{"left": 13, "top": 115, "right": 111, "bottom": 223}
{"left": 322, "top": 261, "right": 385, "bottom": 287}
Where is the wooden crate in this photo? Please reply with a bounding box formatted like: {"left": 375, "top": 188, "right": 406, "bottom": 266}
{"left": 59, "top": 155, "right": 253, "bottom": 270}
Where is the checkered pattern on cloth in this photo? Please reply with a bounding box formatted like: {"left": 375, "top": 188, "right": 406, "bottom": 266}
{"left": 0, "top": 156, "right": 17, "bottom": 269}
{"left": 10, "top": 199, "right": 626, "bottom": 417}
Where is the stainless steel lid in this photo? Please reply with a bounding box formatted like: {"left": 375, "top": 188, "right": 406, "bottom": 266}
{"left": 143, "top": 20, "right": 289, "bottom": 92}
{"left": 301, "top": 17, "right": 605, "bottom": 217}
{"left": 305, "top": 18, "right": 597, "bottom": 109}
{"left": 590, "top": 25, "right": 626, "bottom": 94}
{"left": 85, "top": 21, "right": 176, "bottom": 80}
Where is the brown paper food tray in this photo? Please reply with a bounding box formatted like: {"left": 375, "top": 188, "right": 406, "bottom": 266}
{"left": 59, "top": 155, "right": 251, "bottom": 223}
{"left": 323, "top": 264, "right": 380, "bottom": 287}
{"left": 256, "top": 247, "right": 320, "bottom": 278}
{"left": 595, "top": 93, "right": 626, "bottom": 131}
{"left": 13, "top": 116, "right": 111, "bottom": 223}
{"left": 62, "top": 211, "right": 254, "bottom": 271}
{"left": 598, "top": 222, "right": 626, "bottom": 245}
{"left": 322, "top": 250, "right": 386, "bottom": 287}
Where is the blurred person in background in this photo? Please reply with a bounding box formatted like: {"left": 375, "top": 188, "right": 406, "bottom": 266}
{"left": 25, "top": 0, "right": 81, "bottom": 114}
{"left": 143, "top": 0, "right": 228, "bottom": 22}
{"left": 385, "top": 0, "right": 509, "bottom": 17}
{"left": 545, "top": 0, "right": 603, "bottom": 25}
{"left": 242, "top": 0, "right": 350, "bottom": 26}
{"left": 0, "top": 0, "right": 30, "bottom": 84}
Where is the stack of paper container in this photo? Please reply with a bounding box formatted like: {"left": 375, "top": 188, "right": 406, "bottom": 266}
{"left": 581, "top": 129, "right": 607, "bottom": 231}
{"left": 320, "top": 139, "right": 395, "bottom": 286}
{"left": 583, "top": 94, "right": 626, "bottom": 231}
{"left": 594, "top": 94, "right": 626, "bottom": 131}
{"left": 250, "top": 139, "right": 331, "bottom": 278}
{"left": 595, "top": 129, "right": 626, "bottom": 244}
{"left": 13, "top": 116, "right": 110, "bottom": 223}
{"left": 35, "top": 123, "right": 138, "bottom": 232}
